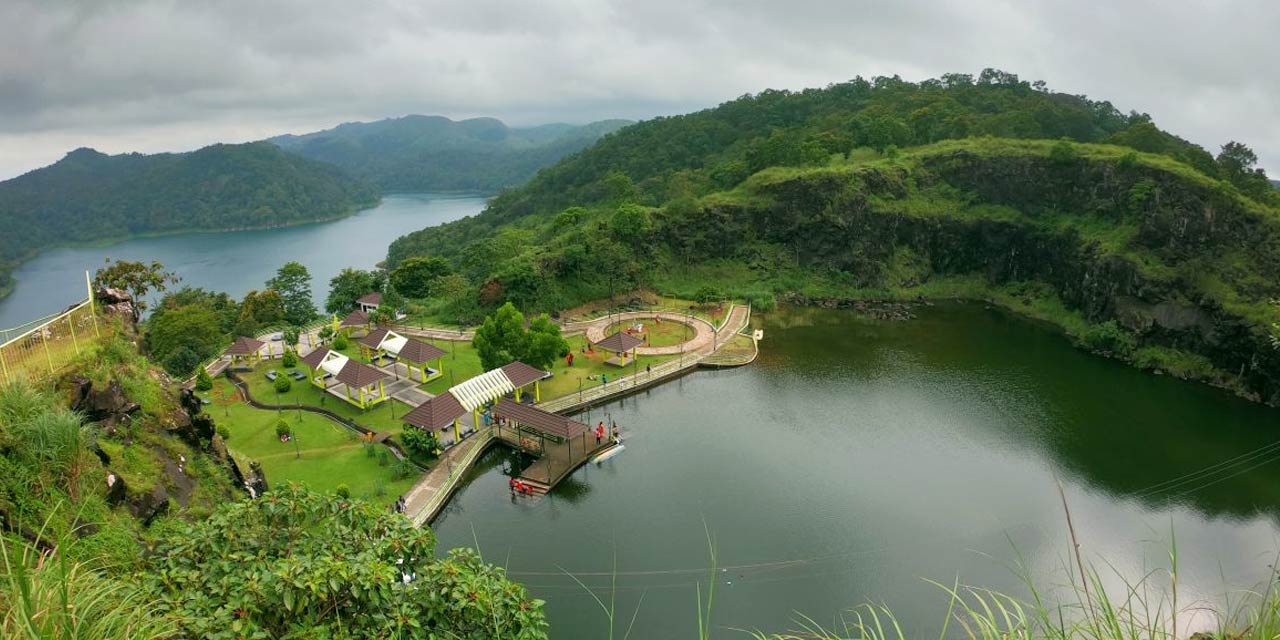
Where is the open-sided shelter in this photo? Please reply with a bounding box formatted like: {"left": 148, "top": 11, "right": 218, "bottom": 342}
{"left": 224, "top": 336, "right": 265, "bottom": 368}
{"left": 594, "top": 331, "right": 644, "bottom": 367}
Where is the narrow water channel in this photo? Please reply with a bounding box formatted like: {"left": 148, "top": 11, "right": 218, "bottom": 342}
{"left": 432, "top": 302, "right": 1280, "bottom": 638}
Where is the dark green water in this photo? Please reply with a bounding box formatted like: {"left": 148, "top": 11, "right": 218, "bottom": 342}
{"left": 433, "top": 302, "right": 1280, "bottom": 638}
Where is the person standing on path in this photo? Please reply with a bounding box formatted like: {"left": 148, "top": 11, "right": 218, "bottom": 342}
{"left": 595, "top": 422, "right": 604, "bottom": 444}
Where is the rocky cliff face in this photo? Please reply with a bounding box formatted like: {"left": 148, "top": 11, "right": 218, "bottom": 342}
{"left": 700, "top": 151, "right": 1280, "bottom": 403}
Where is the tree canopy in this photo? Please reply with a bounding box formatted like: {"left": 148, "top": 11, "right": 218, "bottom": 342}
{"left": 326, "top": 267, "right": 381, "bottom": 314}
{"left": 143, "top": 484, "right": 547, "bottom": 639}
{"left": 390, "top": 256, "right": 453, "bottom": 299}
{"left": 266, "top": 262, "right": 317, "bottom": 326}
{"left": 472, "top": 302, "right": 568, "bottom": 371}
{"left": 93, "top": 259, "right": 179, "bottom": 321}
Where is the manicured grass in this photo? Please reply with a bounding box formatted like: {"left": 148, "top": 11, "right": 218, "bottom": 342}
{"left": 604, "top": 317, "right": 694, "bottom": 347}
{"left": 238, "top": 361, "right": 413, "bottom": 435}
{"left": 206, "top": 379, "right": 416, "bottom": 505}
{"left": 418, "top": 339, "right": 483, "bottom": 395}
{"left": 540, "top": 334, "right": 675, "bottom": 400}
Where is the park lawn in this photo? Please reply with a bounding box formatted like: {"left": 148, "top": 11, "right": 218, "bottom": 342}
{"left": 205, "top": 379, "right": 418, "bottom": 505}
{"left": 418, "top": 339, "right": 483, "bottom": 395}
{"left": 237, "top": 362, "right": 414, "bottom": 435}
{"left": 605, "top": 318, "right": 694, "bottom": 348}
{"left": 539, "top": 334, "right": 676, "bottom": 400}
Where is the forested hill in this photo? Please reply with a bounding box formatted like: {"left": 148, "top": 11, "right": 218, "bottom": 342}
{"left": 0, "top": 142, "right": 378, "bottom": 297}
{"left": 269, "top": 115, "right": 631, "bottom": 193}
{"left": 385, "top": 70, "right": 1280, "bottom": 405}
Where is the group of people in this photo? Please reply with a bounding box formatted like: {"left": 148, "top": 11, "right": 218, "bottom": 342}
{"left": 392, "top": 495, "right": 406, "bottom": 513}
{"left": 509, "top": 478, "right": 535, "bottom": 495}
{"left": 594, "top": 421, "right": 621, "bottom": 445}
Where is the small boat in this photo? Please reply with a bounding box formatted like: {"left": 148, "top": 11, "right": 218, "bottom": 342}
{"left": 592, "top": 444, "right": 625, "bottom": 464}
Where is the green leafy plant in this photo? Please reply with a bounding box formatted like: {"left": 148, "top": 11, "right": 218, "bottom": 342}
{"left": 274, "top": 419, "right": 291, "bottom": 439}
{"left": 142, "top": 485, "right": 547, "bottom": 638}
{"left": 194, "top": 367, "right": 213, "bottom": 391}
{"left": 281, "top": 349, "right": 298, "bottom": 368}
{"left": 272, "top": 375, "right": 292, "bottom": 394}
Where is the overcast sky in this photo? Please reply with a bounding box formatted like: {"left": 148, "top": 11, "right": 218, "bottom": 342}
{"left": 2, "top": 0, "right": 1277, "bottom": 180}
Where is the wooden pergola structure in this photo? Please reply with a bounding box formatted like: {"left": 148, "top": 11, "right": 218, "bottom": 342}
{"left": 224, "top": 336, "right": 265, "bottom": 369}
{"left": 594, "top": 331, "right": 644, "bottom": 367}
{"left": 492, "top": 397, "right": 590, "bottom": 483}
{"left": 300, "top": 346, "right": 389, "bottom": 409}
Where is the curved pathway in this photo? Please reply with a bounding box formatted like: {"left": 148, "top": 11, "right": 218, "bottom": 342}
{"left": 576, "top": 311, "right": 715, "bottom": 356}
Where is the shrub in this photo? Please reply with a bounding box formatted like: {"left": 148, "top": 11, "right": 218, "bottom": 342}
{"left": 332, "top": 332, "right": 350, "bottom": 350}
{"left": 274, "top": 419, "right": 291, "bottom": 438}
{"left": 401, "top": 428, "right": 439, "bottom": 459}
{"left": 745, "top": 291, "right": 777, "bottom": 312}
{"left": 216, "top": 425, "right": 230, "bottom": 441}
{"left": 272, "top": 375, "right": 292, "bottom": 394}
{"left": 335, "top": 483, "right": 350, "bottom": 499}
{"left": 318, "top": 325, "right": 334, "bottom": 341}
{"left": 141, "top": 485, "right": 546, "bottom": 638}
{"left": 161, "top": 346, "right": 202, "bottom": 377}
{"left": 694, "top": 285, "right": 724, "bottom": 304}
{"left": 194, "top": 368, "right": 213, "bottom": 391}
{"left": 1079, "top": 320, "right": 1136, "bottom": 357}
{"left": 281, "top": 349, "right": 298, "bottom": 368}
{"left": 392, "top": 458, "right": 415, "bottom": 481}
{"left": 376, "top": 448, "right": 390, "bottom": 467}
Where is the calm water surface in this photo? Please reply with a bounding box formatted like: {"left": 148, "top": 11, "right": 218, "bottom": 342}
{"left": 0, "top": 193, "right": 484, "bottom": 329}
{"left": 433, "top": 303, "right": 1280, "bottom": 638}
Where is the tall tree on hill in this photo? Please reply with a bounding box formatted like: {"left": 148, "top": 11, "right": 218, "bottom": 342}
{"left": 390, "top": 256, "right": 453, "bottom": 299}
{"left": 266, "top": 262, "right": 316, "bottom": 326}
{"left": 326, "top": 268, "right": 380, "bottom": 314}
{"left": 93, "top": 259, "right": 179, "bottom": 322}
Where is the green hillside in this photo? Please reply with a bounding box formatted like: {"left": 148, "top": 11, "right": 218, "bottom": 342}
{"left": 0, "top": 142, "right": 379, "bottom": 298}
{"left": 386, "top": 71, "right": 1280, "bottom": 404}
{"left": 269, "top": 115, "right": 632, "bottom": 193}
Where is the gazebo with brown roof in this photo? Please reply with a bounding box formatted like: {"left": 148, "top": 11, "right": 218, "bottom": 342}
{"left": 356, "top": 292, "right": 382, "bottom": 313}
{"left": 492, "top": 397, "right": 591, "bottom": 464}
{"left": 339, "top": 309, "right": 371, "bottom": 336}
{"left": 224, "top": 336, "right": 265, "bottom": 368}
{"left": 403, "top": 391, "right": 468, "bottom": 443}
{"left": 594, "top": 331, "right": 644, "bottom": 367}
{"left": 334, "top": 360, "right": 391, "bottom": 409}
{"left": 501, "top": 361, "right": 548, "bottom": 403}
{"left": 359, "top": 328, "right": 447, "bottom": 383}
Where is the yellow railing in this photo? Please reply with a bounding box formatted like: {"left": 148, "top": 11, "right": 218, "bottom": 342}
{"left": 0, "top": 273, "right": 104, "bottom": 385}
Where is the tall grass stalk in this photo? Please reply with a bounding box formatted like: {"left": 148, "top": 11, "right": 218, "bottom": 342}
{"left": 0, "top": 517, "right": 176, "bottom": 639}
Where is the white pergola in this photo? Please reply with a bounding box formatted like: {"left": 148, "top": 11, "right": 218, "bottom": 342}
{"left": 366, "top": 329, "right": 409, "bottom": 356}
{"left": 315, "top": 350, "right": 350, "bottom": 384}
{"left": 450, "top": 368, "right": 515, "bottom": 411}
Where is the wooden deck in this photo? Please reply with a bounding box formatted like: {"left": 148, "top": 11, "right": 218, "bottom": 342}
{"left": 494, "top": 423, "right": 614, "bottom": 495}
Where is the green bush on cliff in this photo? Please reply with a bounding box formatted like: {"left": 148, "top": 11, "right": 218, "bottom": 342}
{"left": 1079, "top": 321, "right": 1137, "bottom": 357}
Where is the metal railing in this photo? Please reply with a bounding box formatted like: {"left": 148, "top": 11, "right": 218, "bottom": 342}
{"left": 0, "top": 298, "right": 103, "bottom": 385}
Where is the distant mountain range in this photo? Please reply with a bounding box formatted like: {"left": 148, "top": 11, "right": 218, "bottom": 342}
{"left": 269, "top": 115, "right": 631, "bottom": 193}
{"left": 0, "top": 142, "right": 378, "bottom": 298}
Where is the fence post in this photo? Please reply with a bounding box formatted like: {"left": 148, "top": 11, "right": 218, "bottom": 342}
{"left": 67, "top": 314, "right": 81, "bottom": 356}
{"left": 41, "top": 332, "right": 54, "bottom": 375}
{"left": 85, "top": 271, "right": 100, "bottom": 337}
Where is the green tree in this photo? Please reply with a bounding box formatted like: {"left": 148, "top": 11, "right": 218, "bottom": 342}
{"left": 609, "top": 204, "right": 652, "bottom": 246}
{"left": 471, "top": 303, "right": 567, "bottom": 371}
{"left": 472, "top": 302, "right": 528, "bottom": 371}
{"left": 273, "top": 375, "right": 292, "bottom": 394}
{"left": 195, "top": 367, "right": 214, "bottom": 391}
{"left": 266, "top": 262, "right": 317, "bottom": 325}
{"left": 391, "top": 256, "right": 453, "bottom": 299}
{"left": 93, "top": 259, "right": 179, "bottom": 322}
{"left": 237, "top": 289, "right": 286, "bottom": 336}
{"left": 281, "top": 349, "right": 298, "bottom": 368}
{"left": 1217, "top": 141, "right": 1274, "bottom": 200}
{"left": 326, "top": 268, "right": 379, "bottom": 314}
{"left": 524, "top": 314, "right": 569, "bottom": 370}
{"left": 145, "top": 304, "right": 223, "bottom": 374}
{"left": 401, "top": 427, "right": 439, "bottom": 458}
{"left": 142, "top": 485, "right": 546, "bottom": 638}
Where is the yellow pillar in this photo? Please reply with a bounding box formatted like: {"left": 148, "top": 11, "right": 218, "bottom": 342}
{"left": 67, "top": 314, "right": 80, "bottom": 355}
{"left": 41, "top": 335, "right": 54, "bottom": 374}
{"left": 85, "top": 271, "right": 100, "bottom": 338}
{"left": 535, "top": 380, "right": 541, "bottom": 403}
{"left": 378, "top": 380, "right": 385, "bottom": 402}
{"left": 515, "top": 387, "right": 522, "bottom": 403}
{"left": 453, "top": 418, "right": 461, "bottom": 443}
{"left": 359, "top": 386, "right": 367, "bottom": 409}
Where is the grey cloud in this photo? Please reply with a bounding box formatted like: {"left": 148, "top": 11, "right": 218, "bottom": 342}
{"left": 0, "top": 0, "right": 1276, "bottom": 179}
